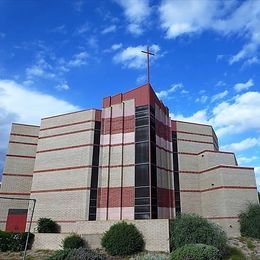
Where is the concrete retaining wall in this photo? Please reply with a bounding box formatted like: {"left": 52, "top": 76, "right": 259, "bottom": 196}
{"left": 32, "top": 219, "right": 170, "bottom": 252}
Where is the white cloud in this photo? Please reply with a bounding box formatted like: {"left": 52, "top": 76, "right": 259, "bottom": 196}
{"left": 136, "top": 74, "right": 146, "bottom": 84}
{"left": 111, "top": 43, "right": 122, "bottom": 51}
{"left": 159, "top": 0, "right": 260, "bottom": 64}
{"left": 211, "top": 91, "right": 260, "bottom": 136}
{"left": 115, "top": 0, "right": 151, "bottom": 35}
{"left": 170, "top": 109, "right": 209, "bottom": 125}
{"left": 55, "top": 82, "right": 70, "bottom": 91}
{"left": 0, "top": 32, "right": 5, "bottom": 39}
{"left": 234, "top": 79, "right": 254, "bottom": 92}
{"left": 113, "top": 44, "right": 160, "bottom": 69}
{"left": 196, "top": 95, "right": 208, "bottom": 104}
{"left": 49, "top": 25, "right": 66, "bottom": 34}
{"left": 215, "top": 80, "right": 226, "bottom": 87}
{"left": 159, "top": 0, "right": 220, "bottom": 38}
{"left": 237, "top": 156, "right": 258, "bottom": 165}
{"left": 0, "top": 79, "right": 79, "bottom": 173}
{"left": 221, "top": 138, "right": 260, "bottom": 152}
{"left": 101, "top": 25, "right": 117, "bottom": 34}
{"left": 211, "top": 90, "right": 228, "bottom": 102}
{"left": 156, "top": 83, "right": 184, "bottom": 99}
{"left": 73, "top": 0, "right": 84, "bottom": 12}
{"left": 68, "top": 51, "right": 88, "bottom": 67}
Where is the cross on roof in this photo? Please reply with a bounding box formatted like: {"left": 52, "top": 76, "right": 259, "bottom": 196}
{"left": 141, "top": 46, "right": 155, "bottom": 84}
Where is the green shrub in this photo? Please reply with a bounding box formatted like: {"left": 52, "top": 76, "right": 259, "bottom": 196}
{"left": 169, "top": 213, "right": 227, "bottom": 253}
{"left": 62, "top": 234, "right": 85, "bottom": 249}
{"left": 48, "top": 248, "right": 106, "bottom": 260}
{"left": 224, "top": 246, "right": 246, "bottom": 260}
{"left": 47, "top": 249, "right": 70, "bottom": 260}
{"left": 37, "top": 218, "right": 59, "bottom": 233}
{"left": 170, "top": 244, "right": 221, "bottom": 260}
{"left": 0, "top": 231, "right": 34, "bottom": 252}
{"left": 66, "top": 247, "right": 106, "bottom": 260}
{"left": 239, "top": 203, "right": 260, "bottom": 239}
{"left": 101, "top": 221, "right": 144, "bottom": 256}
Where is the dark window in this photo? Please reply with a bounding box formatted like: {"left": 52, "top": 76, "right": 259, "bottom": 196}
{"left": 89, "top": 214, "right": 96, "bottom": 220}
{"left": 136, "top": 117, "right": 149, "bottom": 127}
{"left": 135, "top": 198, "right": 150, "bottom": 205}
{"left": 91, "top": 167, "right": 98, "bottom": 187}
{"left": 92, "top": 146, "right": 100, "bottom": 166}
{"left": 151, "top": 143, "right": 156, "bottom": 164}
{"left": 135, "top": 142, "right": 149, "bottom": 163}
{"left": 135, "top": 187, "right": 149, "bottom": 197}
{"left": 136, "top": 105, "right": 149, "bottom": 117}
{"left": 89, "top": 207, "right": 96, "bottom": 214}
{"left": 135, "top": 213, "right": 150, "bottom": 219}
{"left": 89, "top": 199, "right": 96, "bottom": 207}
{"left": 95, "top": 121, "right": 101, "bottom": 130}
{"left": 135, "top": 164, "right": 149, "bottom": 186}
{"left": 135, "top": 205, "right": 150, "bottom": 213}
{"left": 135, "top": 126, "right": 149, "bottom": 142}
{"left": 89, "top": 189, "right": 97, "bottom": 199}
{"left": 150, "top": 127, "right": 156, "bottom": 143}
{"left": 150, "top": 105, "right": 155, "bottom": 116}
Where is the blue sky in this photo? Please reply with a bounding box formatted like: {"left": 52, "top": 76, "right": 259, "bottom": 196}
{"left": 0, "top": 0, "right": 259, "bottom": 190}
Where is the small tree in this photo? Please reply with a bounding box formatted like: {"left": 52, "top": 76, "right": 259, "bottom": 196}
{"left": 101, "top": 221, "right": 144, "bottom": 256}
{"left": 37, "top": 218, "right": 59, "bottom": 233}
{"left": 169, "top": 213, "right": 227, "bottom": 253}
{"left": 240, "top": 203, "right": 260, "bottom": 239}
{"left": 62, "top": 234, "right": 85, "bottom": 249}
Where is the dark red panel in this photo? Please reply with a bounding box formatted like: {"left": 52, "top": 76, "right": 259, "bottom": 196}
{"left": 6, "top": 210, "right": 27, "bottom": 232}
{"left": 103, "top": 97, "right": 111, "bottom": 108}
{"left": 111, "top": 94, "right": 122, "bottom": 105}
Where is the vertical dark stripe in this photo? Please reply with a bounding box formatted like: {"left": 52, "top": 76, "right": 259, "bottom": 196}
{"left": 88, "top": 121, "right": 101, "bottom": 221}
{"left": 172, "top": 131, "right": 181, "bottom": 214}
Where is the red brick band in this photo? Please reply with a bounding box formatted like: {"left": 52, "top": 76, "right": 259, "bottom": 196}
{"left": 180, "top": 165, "right": 254, "bottom": 175}
{"left": 6, "top": 154, "right": 36, "bottom": 159}
{"left": 40, "top": 120, "right": 96, "bottom": 131}
{"left": 3, "top": 173, "right": 33, "bottom": 178}
{"left": 9, "top": 141, "right": 37, "bottom": 146}
{"left": 0, "top": 192, "right": 30, "bottom": 196}
{"left": 157, "top": 188, "right": 174, "bottom": 207}
{"left": 11, "top": 133, "right": 38, "bottom": 138}
{"left": 33, "top": 165, "right": 92, "bottom": 173}
{"left": 39, "top": 128, "right": 95, "bottom": 139}
{"left": 176, "top": 130, "right": 212, "bottom": 137}
{"left": 36, "top": 144, "right": 96, "bottom": 153}
{"left": 181, "top": 186, "right": 257, "bottom": 193}
{"left": 31, "top": 187, "right": 90, "bottom": 194}
{"left": 177, "top": 138, "right": 214, "bottom": 145}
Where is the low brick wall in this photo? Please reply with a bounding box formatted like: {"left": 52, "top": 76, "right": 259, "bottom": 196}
{"left": 33, "top": 219, "right": 170, "bottom": 252}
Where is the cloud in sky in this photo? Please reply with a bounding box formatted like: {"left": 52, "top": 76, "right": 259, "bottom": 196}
{"left": 101, "top": 25, "right": 117, "bottom": 34}
{"left": 156, "top": 83, "right": 184, "bottom": 99}
{"left": 159, "top": 0, "right": 260, "bottom": 64}
{"left": 211, "top": 90, "right": 228, "bottom": 102}
{"left": 115, "top": 0, "right": 151, "bottom": 35}
{"left": 234, "top": 78, "right": 254, "bottom": 92}
{"left": 0, "top": 79, "right": 79, "bottom": 173}
{"left": 113, "top": 44, "right": 160, "bottom": 69}
{"left": 221, "top": 137, "right": 260, "bottom": 152}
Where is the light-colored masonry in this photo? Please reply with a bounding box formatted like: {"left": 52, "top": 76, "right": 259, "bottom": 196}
{"left": 0, "top": 84, "right": 258, "bottom": 248}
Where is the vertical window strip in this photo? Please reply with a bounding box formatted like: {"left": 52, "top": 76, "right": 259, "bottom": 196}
{"left": 88, "top": 121, "right": 101, "bottom": 221}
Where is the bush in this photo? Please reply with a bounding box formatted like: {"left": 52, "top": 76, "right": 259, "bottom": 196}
{"left": 101, "top": 221, "right": 144, "bottom": 256}
{"left": 169, "top": 213, "right": 227, "bottom": 253}
{"left": 63, "top": 234, "right": 85, "bottom": 249}
{"left": 47, "top": 249, "right": 70, "bottom": 260}
{"left": 37, "top": 218, "right": 59, "bottom": 233}
{"left": 66, "top": 247, "right": 106, "bottom": 260}
{"left": 0, "top": 231, "right": 34, "bottom": 251}
{"left": 224, "top": 246, "right": 246, "bottom": 260}
{"left": 48, "top": 248, "right": 106, "bottom": 260}
{"left": 170, "top": 244, "right": 221, "bottom": 260}
{"left": 239, "top": 203, "right": 260, "bottom": 239}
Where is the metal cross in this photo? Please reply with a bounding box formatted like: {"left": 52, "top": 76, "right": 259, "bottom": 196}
{"left": 141, "top": 46, "right": 155, "bottom": 84}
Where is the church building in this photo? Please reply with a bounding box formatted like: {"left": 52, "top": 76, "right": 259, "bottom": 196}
{"left": 0, "top": 83, "right": 258, "bottom": 236}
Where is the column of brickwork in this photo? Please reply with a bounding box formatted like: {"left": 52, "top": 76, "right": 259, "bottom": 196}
{"left": 0, "top": 123, "right": 39, "bottom": 230}
{"left": 97, "top": 99, "right": 135, "bottom": 220}
{"left": 30, "top": 109, "right": 100, "bottom": 232}
{"left": 155, "top": 104, "right": 174, "bottom": 219}
{"left": 174, "top": 121, "right": 216, "bottom": 215}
